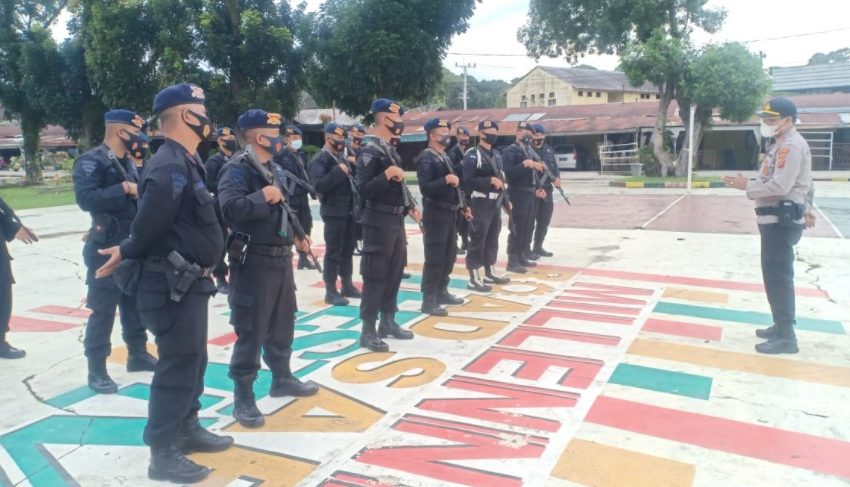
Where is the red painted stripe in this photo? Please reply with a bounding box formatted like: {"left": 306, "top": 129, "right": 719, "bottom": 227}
{"left": 9, "top": 316, "right": 79, "bottom": 332}
{"left": 571, "top": 282, "right": 655, "bottom": 295}
{"left": 30, "top": 305, "right": 91, "bottom": 318}
{"left": 209, "top": 332, "right": 236, "bottom": 346}
{"left": 499, "top": 325, "right": 621, "bottom": 347}
{"left": 526, "top": 308, "right": 635, "bottom": 326}
{"left": 587, "top": 396, "right": 850, "bottom": 479}
{"left": 642, "top": 318, "right": 723, "bottom": 341}
{"left": 324, "top": 472, "right": 395, "bottom": 487}
{"left": 547, "top": 300, "right": 642, "bottom": 315}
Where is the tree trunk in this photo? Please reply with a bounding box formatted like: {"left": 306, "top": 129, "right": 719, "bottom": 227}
{"left": 649, "top": 79, "right": 676, "bottom": 176}
{"left": 675, "top": 105, "right": 707, "bottom": 176}
{"left": 20, "top": 113, "right": 43, "bottom": 185}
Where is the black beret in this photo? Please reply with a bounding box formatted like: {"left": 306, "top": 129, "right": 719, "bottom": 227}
{"left": 532, "top": 123, "right": 546, "bottom": 134}
{"left": 152, "top": 83, "right": 206, "bottom": 114}
{"left": 216, "top": 127, "right": 235, "bottom": 137}
{"left": 104, "top": 109, "right": 145, "bottom": 128}
{"left": 424, "top": 118, "right": 451, "bottom": 133}
{"left": 349, "top": 124, "right": 367, "bottom": 135}
{"left": 284, "top": 125, "right": 303, "bottom": 136}
{"left": 456, "top": 126, "right": 470, "bottom": 136}
{"left": 324, "top": 123, "right": 346, "bottom": 136}
{"left": 478, "top": 120, "right": 499, "bottom": 131}
{"left": 237, "top": 109, "right": 283, "bottom": 131}
{"left": 370, "top": 98, "right": 405, "bottom": 115}
{"left": 517, "top": 121, "right": 533, "bottom": 132}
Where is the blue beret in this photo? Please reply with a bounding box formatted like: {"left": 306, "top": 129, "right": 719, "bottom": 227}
{"left": 324, "top": 123, "right": 346, "bottom": 136}
{"left": 370, "top": 98, "right": 405, "bottom": 115}
{"left": 216, "top": 127, "right": 235, "bottom": 137}
{"left": 237, "top": 109, "right": 282, "bottom": 131}
{"left": 478, "top": 120, "right": 499, "bottom": 131}
{"left": 424, "top": 118, "right": 451, "bottom": 133}
{"left": 349, "top": 124, "right": 366, "bottom": 135}
{"left": 284, "top": 125, "right": 302, "bottom": 136}
{"left": 456, "top": 126, "right": 470, "bottom": 136}
{"left": 517, "top": 121, "right": 533, "bottom": 132}
{"left": 104, "top": 109, "right": 145, "bottom": 128}
{"left": 152, "top": 83, "right": 206, "bottom": 114}
{"left": 532, "top": 124, "right": 546, "bottom": 134}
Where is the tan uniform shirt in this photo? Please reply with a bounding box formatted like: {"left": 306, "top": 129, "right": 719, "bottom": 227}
{"left": 746, "top": 127, "right": 814, "bottom": 224}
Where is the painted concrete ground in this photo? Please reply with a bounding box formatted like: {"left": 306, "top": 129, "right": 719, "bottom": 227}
{"left": 1, "top": 183, "right": 849, "bottom": 486}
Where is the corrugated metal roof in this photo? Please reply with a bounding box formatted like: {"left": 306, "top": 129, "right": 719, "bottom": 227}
{"left": 771, "top": 63, "right": 850, "bottom": 92}
{"left": 538, "top": 66, "right": 658, "bottom": 93}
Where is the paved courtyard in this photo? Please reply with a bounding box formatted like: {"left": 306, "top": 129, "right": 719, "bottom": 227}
{"left": 0, "top": 181, "right": 849, "bottom": 486}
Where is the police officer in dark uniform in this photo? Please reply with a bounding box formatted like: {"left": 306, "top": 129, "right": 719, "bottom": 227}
{"left": 530, "top": 123, "right": 560, "bottom": 258}
{"left": 463, "top": 120, "right": 511, "bottom": 291}
{"left": 346, "top": 124, "right": 366, "bottom": 255}
{"left": 447, "top": 126, "right": 472, "bottom": 254}
{"left": 0, "top": 198, "right": 36, "bottom": 359}
{"left": 72, "top": 109, "right": 157, "bottom": 394}
{"left": 96, "top": 84, "right": 233, "bottom": 484}
{"left": 416, "top": 118, "right": 468, "bottom": 316}
{"left": 129, "top": 121, "right": 150, "bottom": 177}
{"left": 276, "top": 125, "right": 316, "bottom": 270}
{"left": 724, "top": 98, "right": 815, "bottom": 355}
{"left": 503, "top": 122, "right": 547, "bottom": 273}
{"left": 205, "top": 127, "right": 239, "bottom": 294}
{"left": 218, "top": 109, "right": 320, "bottom": 429}
{"left": 309, "top": 123, "right": 362, "bottom": 306}
{"left": 356, "top": 98, "right": 420, "bottom": 351}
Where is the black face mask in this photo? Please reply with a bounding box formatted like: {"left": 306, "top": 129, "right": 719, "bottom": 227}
{"left": 458, "top": 138, "right": 469, "bottom": 147}
{"left": 389, "top": 138, "right": 400, "bottom": 148}
{"left": 221, "top": 139, "right": 239, "bottom": 153}
{"left": 387, "top": 119, "right": 405, "bottom": 136}
{"left": 436, "top": 135, "right": 451, "bottom": 147}
{"left": 259, "top": 134, "right": 286, "bottom": 157}
{"left": 521, "top": 135, "right": 533, "bottom": 145}
{"left": 482, "top": 133, "right": 498, "bottom": 145}
{"left": 532, "top": 139, "right": 544, "bottom": 148}
{"left": 184, "top": 109, "right": 211, "bottom": 141}
{"left": 119, "top": 130, "right": 148, "bottom": 159}
{"left": 331, "top": 140, "right": 346, "bottom": 152}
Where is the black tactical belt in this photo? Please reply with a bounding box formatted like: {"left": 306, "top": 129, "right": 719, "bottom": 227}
{"left": 142, "top": 257, "right": 213, "bottom": 278}
{"left": 755, "top": 207, "right": 781, "bottom": 216}
{"left": 510, "top": 187, "right": 535, "bottom": 193}
{"left": 424, "top": 198, "right": 460, "bottom": 211}
{"left": 365, "top": 202, "right": 406, "bottom": 215}
{"left": 247, "top": 243, "right": 292, "bottom": 257}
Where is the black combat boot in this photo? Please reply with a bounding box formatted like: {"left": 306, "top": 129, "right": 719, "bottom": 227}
{"left": 127, "top": 345, "right": 157, "bottom": 372}
{"left": 148, "top": 444, "right": 211, "bottom": 484}
{"left": 215, "top": 277, "right": 229, "bottom": 295}
{"left": 340, "top": 277, "right": 363, "bottom": 299}
{"left": 87, "top": 357, "right": 117, "bottom": 394}
{"left": 437, "top": 288, "right": 464, "bottom": 305}
{"left": 755, "top": 324, "right": 776, "bottom": 339}
{"left": 378, "top": 313, "right": 415, "bottom": 339}
{"left": 360, "top": 318, "right": 389, "bottom": 351}
{"left": 270, "top": 371, "right": 319, "bottom": 397}
{"left": 232, "top": 375, "right": 264, "bottom": 428}
{"left": 0, "top": 335, "right": 25, "bottom": 359}
{"left": 468, "top": 268, "right": 493, "bottom": 292}
{"left": 402, "top": 272, "right": 412, "bottom": 279}
{"left": 519, "top": 252, "right": 538, "bottom": 267}
{"left": 755, "top": 322, "right": 798, "bottom": 354}
{"left": 324, "top": 282, "right": 349, "bottom": 306}
{"left": 525, "top": 250, "right": 541, "bottom": 261}
{"left": 533, "top": 244, "right": 553, "bottom": 257}
{"left": 420, "top": 295, "right": 448, "bottom": 316}
{"left": 178, "top": 415, "right": 233, "bottom": 453}
{"left": 484, "top": 265, "right": 511, "bottom": 285}
{"left": 506, "top": 254, "right": 527, "bottom": 274}
{"left": 297, "top": 251, "right": 316, "bottom": 270}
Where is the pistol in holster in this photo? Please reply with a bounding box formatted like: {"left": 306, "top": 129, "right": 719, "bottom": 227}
{"left": 165, "top": 250, "right": 211, "bottom": 302}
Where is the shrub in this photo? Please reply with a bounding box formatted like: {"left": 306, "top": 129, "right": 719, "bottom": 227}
{"left": 638, "top": 146, "right": 661, "bottom": 177}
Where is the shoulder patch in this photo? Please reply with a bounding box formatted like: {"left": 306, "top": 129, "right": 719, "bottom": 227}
{"left": 777, "top": 147, "right": 790, "bottom": 169}
{"left": 171, "top": 171, "right": 188, "bottom": 200}
{"left": 81, "top": 158, "right": 98, "bottom": 177}
{"left": 360, "top": 152, "right": 373, "bottom": 167}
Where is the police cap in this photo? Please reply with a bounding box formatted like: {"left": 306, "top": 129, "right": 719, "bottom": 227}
{"left": 104, "top": 109, "right": 145, "bottom": 128}
{"left": 284, "top": 125, "right": 303, "bottom": 136}
{"left": 424, "top": 118, "right": 451, "bottom": 133}
{"left": 152, "top": 83, "right": 206, "bottom": 114}
{"left": 237, "top": 109, "right": 283, "bottom": 131}
{"left": 370, "top": 98, "right": 405, "bottom": 115}
{"left": 756, "top": 97, "right": 797, "bottom": 120}
{"left": 324, "top": 123, "right": 346, "bottom": 137}
{"left": 216, "top": 127, "right": 235, "bottom": 137}
{"left": 532, "top": 124, "right": 546, "bottom": 134}
{"left": 478, "top": 120, "right": 499, "bottom": 131}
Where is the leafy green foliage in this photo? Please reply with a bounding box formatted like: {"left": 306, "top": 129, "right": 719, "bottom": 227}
{"left": 308, "top": 0, "right": 478, "bottom": 116}
{"left": 411, "top": 68, "right": 508, "bottom": 110}
{"left": 808, "top": 48, "right": 850, "bottom": 65}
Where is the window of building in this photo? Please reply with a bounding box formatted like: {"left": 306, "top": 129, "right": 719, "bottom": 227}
{"left": 548, "top": 98, "right": 556, "bottom": 106}
{"left": 656, "top": 94, "right": 661, "bottom": 99}
{"left": 521, "top": 94, "right": 527, "bottom": 101}
{"left": 520, "top": 101, "right": 528, "bottom": 108}
{"left": 596, "top": 91, "right": 602, "bottom": 98}
{"left": 530, "top": 94, "right": 536, "bottom": 103}
{"left": 578, "top": 91, "right": 583, "bottom": 97}
{"left": 549, "top": 92, "right": 555, "bottom": 98}
{"left": 539, "top": 93, "right": 545, "bottom": 102}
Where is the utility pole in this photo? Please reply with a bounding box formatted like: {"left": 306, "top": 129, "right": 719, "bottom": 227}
{"left": 456, "top": 61, "right": 476, "bottom": 111}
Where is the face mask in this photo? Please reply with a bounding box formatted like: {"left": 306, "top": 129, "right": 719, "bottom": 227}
{"left": 458, "top": 138, "right": 469, "bottom": 147}
{"left": 389, "top": 138, "right": 400, "bottom": 148}
{"left": 436, "top": 135, "right": 451, "bottom": 147}
{"left": 521, "top": 135, "right": 533, "bottom": 145}
{"left": 184, "top": 109, "right": 211, "bottom": 140}
{"left": 387, "top": 119, "right": 405, "bottom": 136}
{"left": 533, "top": 138, "right": 544, "bottom": 148}
{"left": 290, "top": 139, "right": 303, "bottom": 150}
{"left": 759, "top": 120, "right": 780, "bottom": 138}
{"left": 332, "top": 140, "right": 345, "bottom": 152}
{"left": 222, "top": 139, "right": 239, "bottom": 153}
{"left": 259, "top": 134, "right": 286, "bottom": 157}
{"left": 482, "top": 133, "right": 498, "bottom": 145}
{"left": 351, "top": 137, "right": 363, "bottom": 147}
{"left": 119, "top": 130, "right": 147, "bottom": 159}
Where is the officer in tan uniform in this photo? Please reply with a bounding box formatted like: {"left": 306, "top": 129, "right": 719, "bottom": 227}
{"left": 724, "top": 97, "right": 816, "bottom": 355}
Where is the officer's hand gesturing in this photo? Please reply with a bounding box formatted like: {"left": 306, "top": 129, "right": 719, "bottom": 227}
{"left": 522, "top": 159, "right": 535, "bottom": 169}
{"left": 805, "top": 212, "right": 817, "bottom": 229}
{"left": 123, "top": 181, "right": 139, "bottom": 199}
{"left": 14, "top": 227, "right": 36, "bottom": 244}
{"left": 385, "top": 166, "right": 404, "bottom": 182}
{"left": 95, "top": 246, "right": 123, "bottom": 278}
{"left": 262, "top": 185, "right": 284, "bottom": 204}
{"left": 445, "top": 174, "right": 459, "bottom": 187}
{"left": 490, "top": 177, "right": 504, "bottom": 190}
{"left": 338, "top": 163, "right": 350, "bottom": 175}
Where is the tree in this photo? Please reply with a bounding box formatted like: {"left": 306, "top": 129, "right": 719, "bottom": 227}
{"left": 414, "top": 68, "right": 509, "bottom": 110}
{"left": 308, "top": 0, "right": 478, "bottom": 116}
{"left": 56, "top": 28, "right": 107, "bottom": 150}
{"left": 519, "top": 0, "right": 727, "bottom": 175}
{"left": 0, "top": 0, "right": 67, "bottom": 183}
{"left": 808, "top": 48, "right": 850, "bottom": 65}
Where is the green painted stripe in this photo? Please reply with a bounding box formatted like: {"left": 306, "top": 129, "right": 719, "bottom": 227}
{"left": 45, "top": 386, "right": 96, "bottom": 409}
{"left": 645, "top": 182, "right": 666, "bottom": 188}
{"left": 610, "top": 363, "right": 713, "bottom": 399}
{"left": 654, "top": 301, "right": 845, "bottom": 335}
{"left": 118, "top": 383, "right": 224, "bottom": 410}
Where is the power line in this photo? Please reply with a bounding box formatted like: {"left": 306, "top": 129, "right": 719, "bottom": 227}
{"left": 448, "top": 52, "right": 530, "bottom": 57}
{"left": 741, "top": 26, "right": 850, "bottom": 43}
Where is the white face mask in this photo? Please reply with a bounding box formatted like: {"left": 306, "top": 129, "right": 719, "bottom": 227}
{"left": 759, "top": 121, "right": 778, "bottom": 138}
{"left": 290, "top": 139, "right": 303, "bottom": 150}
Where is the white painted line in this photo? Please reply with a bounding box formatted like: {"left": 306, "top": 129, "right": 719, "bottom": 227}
{"left": 815, "top": 203, "right": 844, "bottom": 239}
{"left": 640, "top": 193, "right": 688, "bottom": 229}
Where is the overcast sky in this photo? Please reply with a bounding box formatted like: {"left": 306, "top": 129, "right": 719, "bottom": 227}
{"left": 54, "top": 0, "right": 849, "bottom": 81}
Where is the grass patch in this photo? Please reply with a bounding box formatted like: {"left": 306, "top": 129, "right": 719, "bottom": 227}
{"left": 0, "top": 182, "right": 76, "bottom": 210}
{"left": 622, "top": 175, "right": 722, "bottom": 183}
